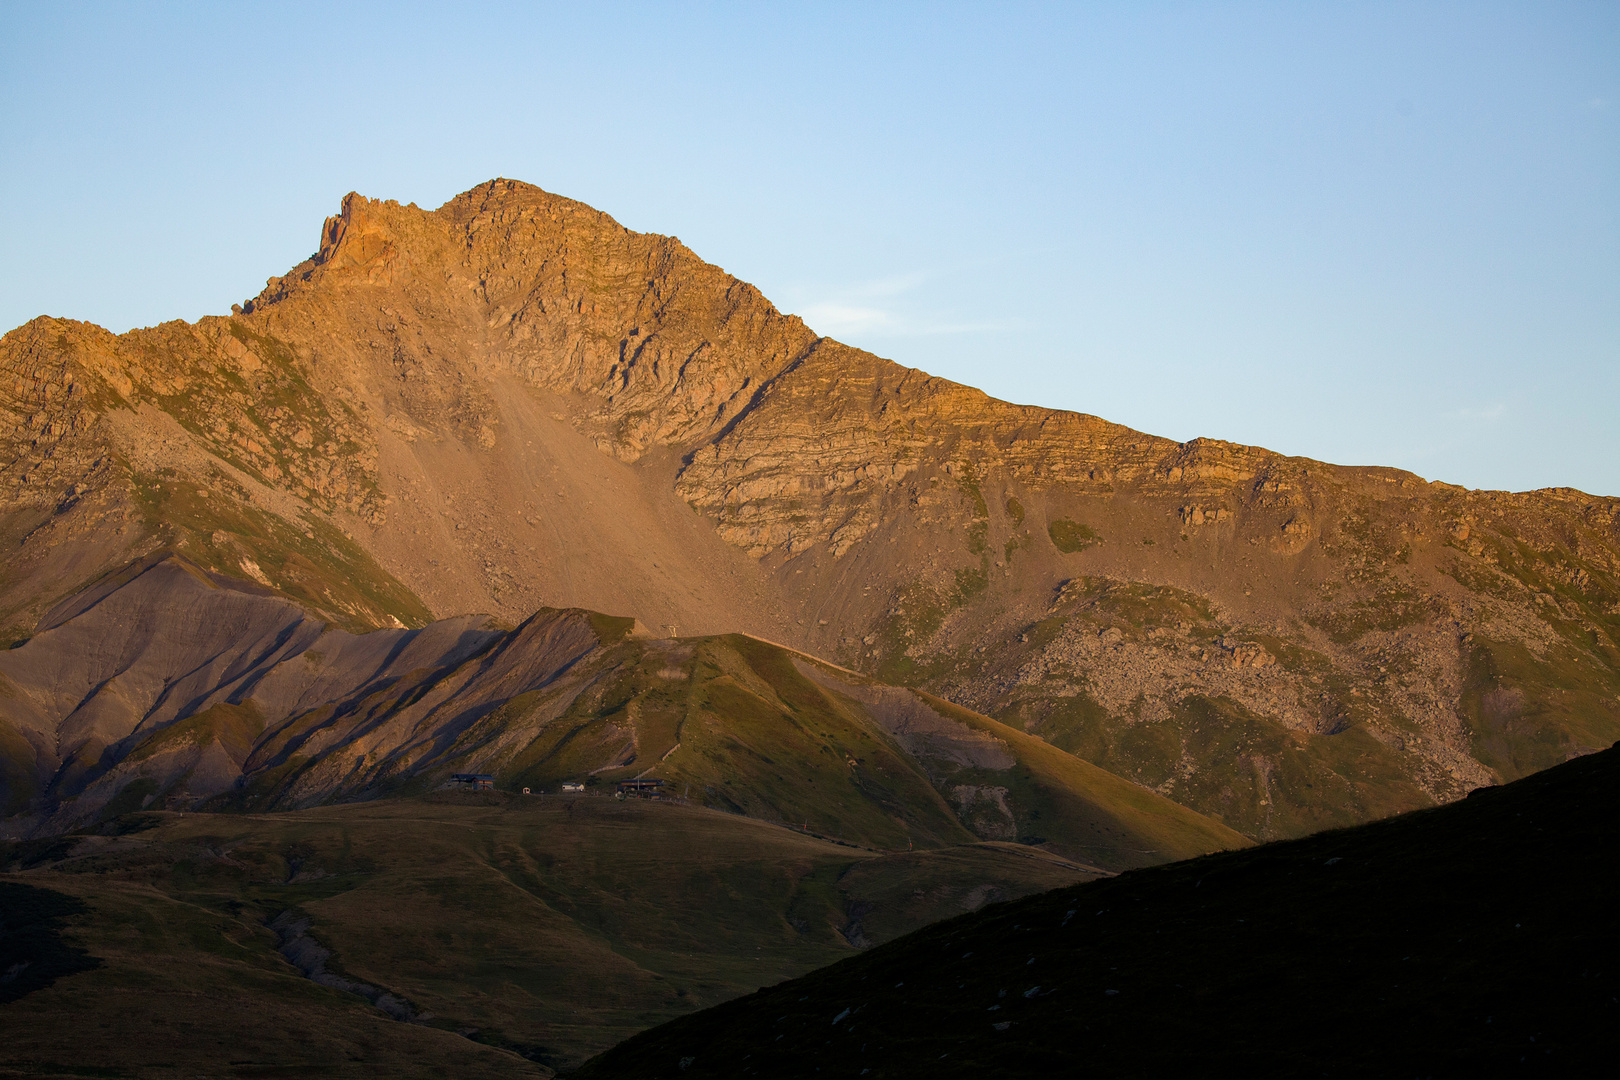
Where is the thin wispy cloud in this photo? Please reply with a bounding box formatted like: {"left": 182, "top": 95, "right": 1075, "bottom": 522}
{"left": 802, "top": 302, "right": 1016, "bottom": 339}
{"left": 801, "top": 303, "right": 896, "bottom": 335}
{"left": 1453, "top": 403, "right": 1507, "bottom": 421}
{"left": 854, "top": 271, "right": 931, "bottom": 298}
{"left": 794, "top": 271, "right": 1018, "bottom": 339}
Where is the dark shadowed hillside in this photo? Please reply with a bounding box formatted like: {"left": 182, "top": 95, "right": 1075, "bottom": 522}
{"left": 576, "top": 741, "right": 1620, "bottom": 1077}
{"left": 0, "top": 795, "right": 1098, "bottom": 1075}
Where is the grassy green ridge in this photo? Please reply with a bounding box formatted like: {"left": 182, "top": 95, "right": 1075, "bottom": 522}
{"left": 495, "top": 634, "right": 980, "bottom": 852}
{"left": 575, "top": 740, "right": 1620, "bottom": 1079}
{"left": 478, "top": 633, "right": 1240, "bottom": 867}
{"left": 912, "top": 690, "right": 1248, "bottom": 866}
{"left": 1017, "top": 690, "right": 1433, "bottom": 838}
{"left": 126, "top": 701, "right": 265, "bottom": 764}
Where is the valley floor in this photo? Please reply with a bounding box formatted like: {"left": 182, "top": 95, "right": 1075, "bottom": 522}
{"left": 0, "top": 792, "right": 1091, "bottom": 1076}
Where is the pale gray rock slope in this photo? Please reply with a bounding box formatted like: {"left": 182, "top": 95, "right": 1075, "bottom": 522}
{"left": 0, "top": 553, "right": 590, "bottom": 834}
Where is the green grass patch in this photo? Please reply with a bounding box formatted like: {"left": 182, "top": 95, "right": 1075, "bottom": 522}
{"left": 1308, "top": 582, "right": 1436, "bottom": 644}
{"left": 1003, "top": 690, "right": 1431, "bottom": 840}
{"left": 127, "top": 469, "right": 432, "bottom": 631}
{"left": 1457, "top": 635, "right": 1620, "bottom": 781}
{"left": 1048, "top": 518, "right": 1102, "bottom": 553}
{"left": 127, "top": 702, "right": 264, "bottom": 764}
{"left": 98, "top": 778, "right": 160, "bottom": 820}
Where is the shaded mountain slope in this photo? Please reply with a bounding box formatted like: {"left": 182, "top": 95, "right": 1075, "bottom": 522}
{"left": 575, "top": 739, "right": 1620, "bottom": 1078}
{"left": 1, "top": 797, "right": 1094, "bottom": 1075}
{"left": 3, "top": 179, "right": 1619, "bottom": 841}
{"left": 0, "top": 555, "right": 1242, "bottom": 869}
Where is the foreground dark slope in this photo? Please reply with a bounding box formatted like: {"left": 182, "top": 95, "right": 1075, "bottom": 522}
{"left": 4, "top": 179, "right": 1619, "bottom": 841}
{"left": 1, "top": 795, "right": 1094, "bottom": 1076}
{"left": 577, "top": 741, "right": 1620, "bottom": 1078}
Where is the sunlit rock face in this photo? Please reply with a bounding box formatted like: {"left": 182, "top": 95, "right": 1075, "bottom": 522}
{"left": 3, "top": 178, "right": 1618, "bottom": 841}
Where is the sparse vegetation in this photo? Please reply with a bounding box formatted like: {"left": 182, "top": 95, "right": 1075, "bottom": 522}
{"left": 0, "top": 797, "right": 1088, "bottom": 1073}
{"left": 1308, "top": 581, "right": 1435, "bottom": 644}
{"left": 127, "top": 467, "right": 432, "bottom": 631}
{"left": 1048, "top": 517, "right": 1101, "bottom": 553}
{"left": 577, "top": 742, "right": 1620, "bottom": 1077}
{"left": 127, "top": 702, "right": 264, "bottom": 763}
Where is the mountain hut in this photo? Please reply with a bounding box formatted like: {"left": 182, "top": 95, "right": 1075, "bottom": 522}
{"left": 616, "top": 779, "right": 666, "bottom": 799}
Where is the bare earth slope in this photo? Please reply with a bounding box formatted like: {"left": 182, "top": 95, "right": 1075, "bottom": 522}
{"left": 4, "top": 178, "right": 1618, "bottom": 840}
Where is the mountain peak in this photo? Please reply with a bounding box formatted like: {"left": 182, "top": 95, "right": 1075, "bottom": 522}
{"left": 236, "top": 180, "right": 818, "bottom": 461}
{"left": 3, "top": 180, "right": 1619, "bottom": 847}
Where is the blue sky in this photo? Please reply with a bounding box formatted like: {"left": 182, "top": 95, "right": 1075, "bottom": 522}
{"left": 2, "top": 2, "right": 1615, "bottom": 494}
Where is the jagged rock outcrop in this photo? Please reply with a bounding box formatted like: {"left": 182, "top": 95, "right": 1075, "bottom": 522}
{"left": 249, "top": 183, "right": 820, "bottom": 459}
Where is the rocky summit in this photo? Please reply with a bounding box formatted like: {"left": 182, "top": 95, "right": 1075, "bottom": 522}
{"left": 4, "top": 179, "right": 1619, "bottom": 843}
